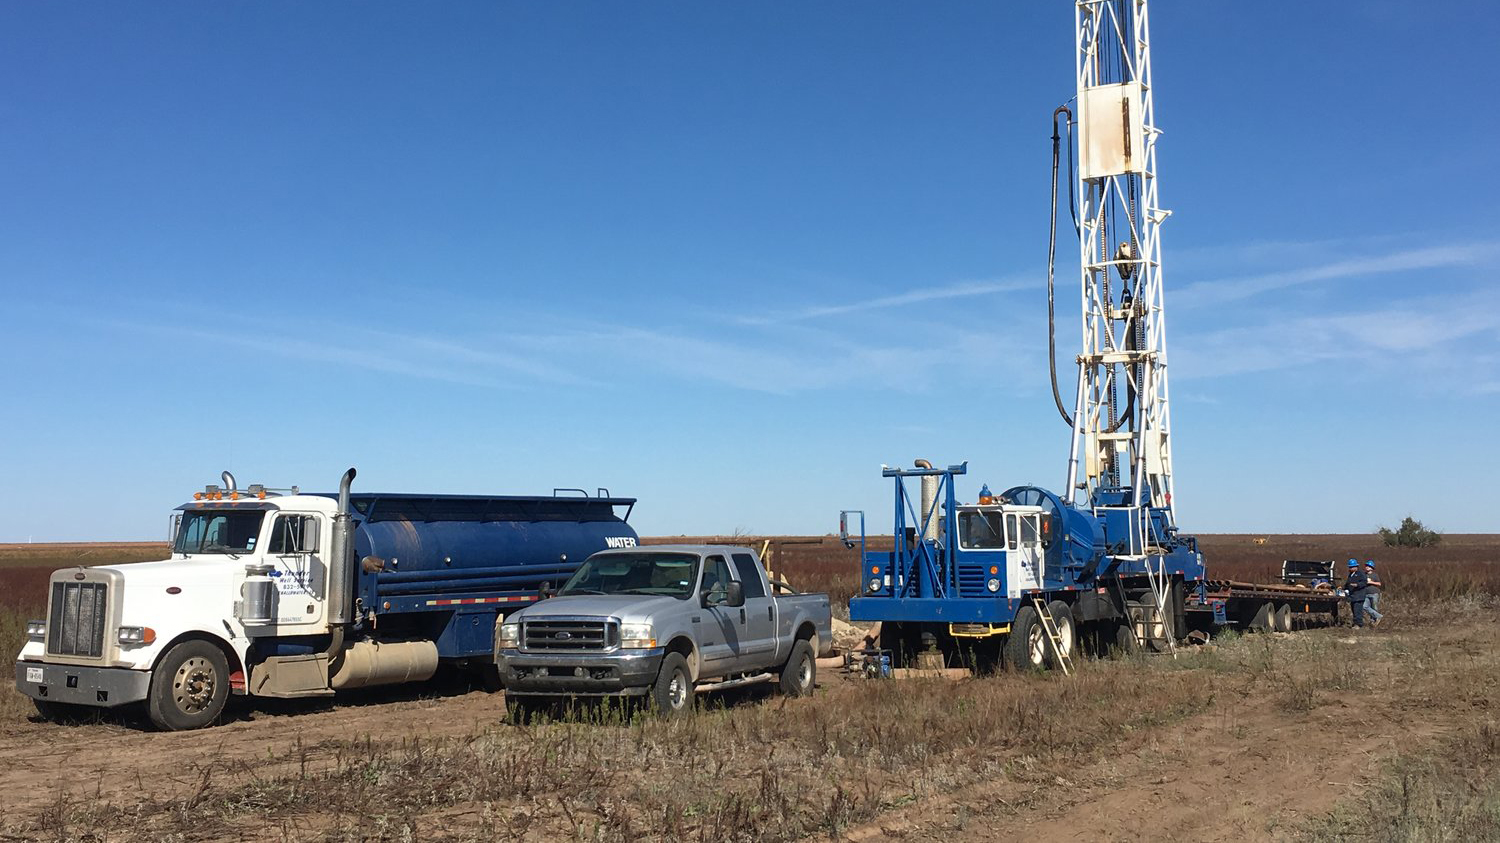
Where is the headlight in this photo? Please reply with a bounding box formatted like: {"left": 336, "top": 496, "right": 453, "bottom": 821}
{"left": 867, "top": 578, "right": 882, "bottom": 594}
{"left": 986, "top": 578, "right": 1001, "bottom": 593}
{"left": 26, "top": 620, "right": 46, "bottom": 641}
{"left": 117, "top": 626, "right": 156, "bottom": 645}
{"left": 497, "top": 623, "right": 520, "bottom": 649}
{"left": 619, "top": 622, "right": 656, "bottom": 649}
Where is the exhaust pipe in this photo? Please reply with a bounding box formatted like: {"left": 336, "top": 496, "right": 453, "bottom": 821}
{"left": 221, "top": 471, "right": 237, "bottom": 493}
{"left": 327, "top": 467, "right": 357, "bottom": 625}
{"left": 914, "top": 459, "right": 939, "bottom": 543}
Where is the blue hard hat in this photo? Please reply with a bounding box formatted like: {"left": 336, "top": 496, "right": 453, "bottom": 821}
{"left": 1366, "top": 559, "right": 1376, "bottom": 567}
{"left": 1347, "top": 558, "right": 1358, "bottom": 567}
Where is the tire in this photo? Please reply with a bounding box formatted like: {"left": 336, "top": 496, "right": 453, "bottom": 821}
{"left": 1112, "top": 622, "right": 1139, "bottom": 657}
{"left": 32, "top": 699, "right": 91, "bottom": 724}
{"left": 147, "top": 640, "right": 230, "bottom": 731}
{"left": 779, "top": 639, "right": 816, "bottom": 697}
{"left": 651, "top": 652, "right": 694, "bottom": 717}
{"left": 1004, "top": 605, "right": 1047, "bottom": 671}
{"left": 1045, "top": 600, "right": 1076, "bottom": 669}
{"left": 1274, "top": 604, "right": 1293, "bottom": 633}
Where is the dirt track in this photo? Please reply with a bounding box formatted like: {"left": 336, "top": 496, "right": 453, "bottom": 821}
{"left": 1, "top": 617, "right": 1492, "bottom": 840}
{"left": 0, "top": 680, "right": 508, "bottom": 818}
{"left": 847, "top": 620, "right": 1495, "bottom": 842}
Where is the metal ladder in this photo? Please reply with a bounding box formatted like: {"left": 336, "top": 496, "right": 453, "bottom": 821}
{"left": 1031, "top": 597, "right": 1074, "bottom": 676}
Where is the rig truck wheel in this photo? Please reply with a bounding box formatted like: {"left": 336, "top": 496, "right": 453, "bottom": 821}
{"left": 1113, "top": 622, "right": 1140, "bottom": 657}
{"left": 1045, "top": 600, "right": 1077, "bottom": 668}
{"left": 779, "top": 639, "right": 816, "bottom": 697}
{"left": 1004, "top": 605, "right": 1047, "bottom": 671}
{"left": 147, "top": 640, "right": 230, "bottom": 731}
{"left": 651, "top": 652, "right": 694, "bottom": 717}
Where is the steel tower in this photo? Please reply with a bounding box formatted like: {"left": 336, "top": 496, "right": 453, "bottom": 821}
{"left": 1063, "top": 0, "right": 1176, "bottom": 545}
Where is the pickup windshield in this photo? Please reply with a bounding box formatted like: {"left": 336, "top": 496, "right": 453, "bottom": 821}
{"left": 559, "top": 552, "right": 698, "bottom": 599}
{"left": 174, "top": 510, "right": 265, "bottom": 555}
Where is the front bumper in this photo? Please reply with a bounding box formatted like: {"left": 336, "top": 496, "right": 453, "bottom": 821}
{"left": 496, "top": 648, "right": 664, "bottom": 697}
{"left": 15, "top": 660, "right": 151, "bottom": 709}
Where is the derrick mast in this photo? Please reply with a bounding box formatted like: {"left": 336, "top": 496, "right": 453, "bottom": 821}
{"left": 1064, "top": 0, "right": 1176, "bottom": 544}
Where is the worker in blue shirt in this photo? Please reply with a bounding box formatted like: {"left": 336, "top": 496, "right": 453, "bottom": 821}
{"left": 1343, "top": 558, "right": 1369, "bottom": 628}
{"left": 1364, "top": 560, "right": 1384, "bottom": 627}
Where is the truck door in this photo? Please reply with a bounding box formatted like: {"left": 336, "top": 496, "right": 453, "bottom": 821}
{"left": 693, "top": 554, "right": 745, "bottom": 675}
{"left": 1005, "top": 512, "right": 1042, "bottom": 597}
{"left": 266, "top": 513, "right": 325, "bottom": 627}
{"left": 730, "top": 552, "right": 777, "bottom": 664}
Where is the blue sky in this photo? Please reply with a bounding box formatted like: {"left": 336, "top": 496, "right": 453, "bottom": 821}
{"left": 2, "top": 2, "right": 1496, "bottom": 541}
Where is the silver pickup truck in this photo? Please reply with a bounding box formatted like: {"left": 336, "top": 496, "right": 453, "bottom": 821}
{"left": 494, "top": 544, "right": 832, "bottom": 717}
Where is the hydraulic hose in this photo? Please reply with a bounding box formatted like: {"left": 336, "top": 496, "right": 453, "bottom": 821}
{"left": 1048, "top": 106, "right": 1076, "bottom": 428}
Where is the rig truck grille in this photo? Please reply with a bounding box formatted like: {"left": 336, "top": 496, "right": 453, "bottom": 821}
{"left": 47, "top": 581, "right": 109, "bottom": 659}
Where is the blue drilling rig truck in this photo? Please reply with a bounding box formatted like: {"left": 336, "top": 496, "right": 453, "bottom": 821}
{"left": 839, "top": 0, "right": 1340, "bottom": 671}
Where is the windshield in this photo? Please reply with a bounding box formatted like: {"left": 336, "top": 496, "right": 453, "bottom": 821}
{"left": 958, "top": 509, "right": 1006, "bottom": 550}
{"left": 558, "top": 552, "right": 699, "bottom": 599}
{"left": 174, "top": 510, "right": 265, "bottom": 555}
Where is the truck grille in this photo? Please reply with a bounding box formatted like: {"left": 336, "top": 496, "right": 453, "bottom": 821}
{"left": 523, "top": 619, "right": 615, "bottom": 652}
{"left": 956, "top": 563, "right": 990, "bottom": 597}
{"left": 47, "top": 581, "right": 109, "bottom": 658}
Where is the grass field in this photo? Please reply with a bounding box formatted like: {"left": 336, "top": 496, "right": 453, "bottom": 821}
{"left": 0, "top": 536, "right": 1496, "bottom": 840}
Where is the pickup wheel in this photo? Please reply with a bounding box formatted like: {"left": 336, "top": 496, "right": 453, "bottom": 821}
{"left": 147, "top": 640, "right": 230, "bottom": 731}
{"left": 651, "top": 652, "right": 694, "bottom": 717}
{"left": 779, "top": 639, "right": 816, "bottom": 697}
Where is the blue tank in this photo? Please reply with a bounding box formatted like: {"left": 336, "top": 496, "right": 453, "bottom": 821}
{"left": 341, "top": 494, "right": 638, "bottom": 606}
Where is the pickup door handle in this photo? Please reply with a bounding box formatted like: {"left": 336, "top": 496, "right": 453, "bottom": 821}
{"left": 739, "top": 608, "right": 746, "bottom": 624}
{"left": 767, "top": 606, "right": 773, "bottom": 623}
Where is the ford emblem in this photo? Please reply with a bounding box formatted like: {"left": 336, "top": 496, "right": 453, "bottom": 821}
{"left": 554, "top": 631, "right": 572, "bottom": 640}
{"left": 73, "top": 572, "right": 85, "bottom": 580}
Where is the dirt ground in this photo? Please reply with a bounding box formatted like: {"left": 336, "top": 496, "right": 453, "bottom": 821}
{"left": 2, "top": 614, "right": 1493, "bottom": 841}
{"left": 844, "top": 619, "right": 1496, "bottom": 842}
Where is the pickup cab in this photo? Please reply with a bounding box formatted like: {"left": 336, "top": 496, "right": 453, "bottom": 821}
{"left": 494, "top": 544, "right": 832, "bottom": 717}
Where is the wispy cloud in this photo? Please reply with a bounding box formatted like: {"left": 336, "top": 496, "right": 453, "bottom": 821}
{"left": 1174, "top": 289, "right": 1500, "bottom": 387}
{"left": 1176, "top": 241, "right": 1499, "bottom": 308}
{"left": 739, "top": 277, "right": 1035, "bottom": 325}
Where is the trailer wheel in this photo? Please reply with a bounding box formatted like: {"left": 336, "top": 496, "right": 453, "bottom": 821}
{"left": 778, "top": 640, "right": 816, "bottom": 697}
{"left": 651, "top": 652, "right": 695, "bottom": 717}
{"left": 1274, "top": 604, "right": 1293, "bottom": 633}
{"left": 1045, "top": 600, "right": 1076, "bottom": 668}
{"left": 147, "top": 640, "right": 230, "bottom": 731}
{"left": 1004, "top": 606, "right": 1047, "bottom": 671}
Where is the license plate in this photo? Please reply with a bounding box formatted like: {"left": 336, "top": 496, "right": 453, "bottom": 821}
{"left": 25, "top": 667, "right": 43, "bottom": 684}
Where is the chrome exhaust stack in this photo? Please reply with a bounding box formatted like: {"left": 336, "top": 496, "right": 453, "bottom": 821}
{"left": 914, "top": 459, "right": 939, "bottom": 543}
{"left": 221, "top": 471, "right": 237, "bottom": 493}
{"left": 327, "top": 467, "right": 357, "bottom": 625}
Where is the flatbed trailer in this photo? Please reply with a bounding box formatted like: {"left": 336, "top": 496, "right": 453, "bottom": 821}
{"left": 1188, "top": 579, "right": 1343, "bottom": 633}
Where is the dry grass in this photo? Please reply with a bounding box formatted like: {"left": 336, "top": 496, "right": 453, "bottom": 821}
{"left": 4, "top": 537, "right": 1499, "bottom": 840}
{"left": 11, "top": 651, "right": 1220, "bottom": 841}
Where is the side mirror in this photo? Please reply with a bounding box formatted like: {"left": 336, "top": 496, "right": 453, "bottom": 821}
{"left": 725, "top": 581, "right": 745, "bottom": 607}
{"left": 298, "top": 517, "right": 321, "bottom": 554}
{"left": 539, "top": 581, "right": 555, "bottom": 600}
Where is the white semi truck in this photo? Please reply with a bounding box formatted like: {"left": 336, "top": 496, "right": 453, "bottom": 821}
{"left": 15, "top": 469, "right": 638, "bottom": 730}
